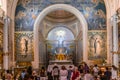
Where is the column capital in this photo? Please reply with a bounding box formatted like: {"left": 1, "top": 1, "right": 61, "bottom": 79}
{"left": 3, "top": 16, "right": 10, "bottom": 22}
{"left": 110, "top": 14, "right": 118, "bottom": 26}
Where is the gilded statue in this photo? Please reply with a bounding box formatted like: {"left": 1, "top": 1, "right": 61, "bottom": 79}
{"left": 56, "top": 53, "right": 65, "bottom": 60}
{"left": 56, "top": 48, "right": 66, "bottom": 60}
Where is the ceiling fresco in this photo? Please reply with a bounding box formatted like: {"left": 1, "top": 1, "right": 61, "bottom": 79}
{"left": 15, "top": 0, "right": 106, "bottom": 31}
{"left": 46, "top": 10, "right": 74, "bottom": 19}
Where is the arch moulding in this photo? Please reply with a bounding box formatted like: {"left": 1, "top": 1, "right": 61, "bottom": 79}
{"left": 33, "top": 4, "right": 88, "bottom": 68}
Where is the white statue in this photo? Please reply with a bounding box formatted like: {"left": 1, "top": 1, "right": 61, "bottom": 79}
{"left": 20, "top": 38, "right": 28, "bottom": 55}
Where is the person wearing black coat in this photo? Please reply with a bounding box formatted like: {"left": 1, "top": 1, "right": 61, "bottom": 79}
{"left": 104, "top": 67, "right": 111, "bottom": 80}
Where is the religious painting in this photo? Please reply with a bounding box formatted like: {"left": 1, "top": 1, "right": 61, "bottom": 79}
{"left": 15, "top": 32, "right": 33, "bottom": 62}
{"left": 88, "top": 31, "right": 107, "bottom": 60}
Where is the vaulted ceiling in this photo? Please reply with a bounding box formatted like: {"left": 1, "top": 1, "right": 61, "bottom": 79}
{"left": 45, "top": 10, "right": 77, "bottom": 23}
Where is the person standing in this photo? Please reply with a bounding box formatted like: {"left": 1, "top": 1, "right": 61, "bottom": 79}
{"left": 78, "top": 65, "right": 84, "bottom": 80}
{"left": 59, "top": 66, "right": 68, "bottom": 80}
{"left": 70, "top": 66, "right": 80, "bottom": 80}
{"left": 32, "top": 71, "right": 38, "bottom": 80}
{"left": 67, "top": 66, "right": 73, "bottom": 80}
{"left": 21, "top": 70, "right": 26, "bottom": 80}
{"left": 52, "top": 65, "right": 59, "bottom": 80}
{"left": 111, "top": 65, "right": 118, "bottom": 80}
{"left": 5, "top": 70, "right": 12, "bottom": 80}
{"left": 93, "top": 64, "right": 99, "bottom": 77}
{"left": 40, "top": 67, "right": 46, "bottom": 80}
{"left": 84, "top": 70, "right": 94, "bottom": 80}
{"left": 104, "top": 67, "right": 111, "bottom": 80}
{"left": 47, "top": 65, "right": 53, "bottom": 80}
{"left": 83, "top": 62, "right": 89, "bottom": 74}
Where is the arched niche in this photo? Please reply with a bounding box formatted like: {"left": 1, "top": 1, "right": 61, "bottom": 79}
{"left": 33, "top": 4, "right": 88, "bottom": 68}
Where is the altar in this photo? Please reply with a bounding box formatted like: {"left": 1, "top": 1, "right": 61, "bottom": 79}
{"left": 47, "top": 47, "right": 74, "bottom": 71}
{"left": 48, "top": 47, "right": 73, "bottom": 65}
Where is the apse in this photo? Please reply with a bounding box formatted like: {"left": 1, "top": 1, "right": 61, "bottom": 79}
{"left": 38, "top": 10, "right": 82, "bottom": 66}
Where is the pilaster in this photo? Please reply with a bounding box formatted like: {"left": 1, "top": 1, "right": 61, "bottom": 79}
{"left": 3, "top": 16, "right": 10, "bottom": 70}
{"left": 112, "top": 12, "right": 119, "bottom": 68}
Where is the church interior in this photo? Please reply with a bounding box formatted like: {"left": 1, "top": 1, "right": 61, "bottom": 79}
{"left": 0, "top": 0, "right": 120, "bottom": 79}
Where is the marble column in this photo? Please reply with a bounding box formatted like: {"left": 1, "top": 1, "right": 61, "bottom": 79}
{"left": 3, "top": 16, "right": 10, "bottom": 70}
{"left": 112, "top": 14, "right": 119, "bottom": 68}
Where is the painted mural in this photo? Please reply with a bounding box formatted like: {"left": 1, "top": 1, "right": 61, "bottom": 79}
{"left": 15, "top": 32, "right": 33, "bottom": 62}
{"left": 15, "top": 0, "right": 106, "bottom": 31}
{"left": 88, "top": 31, "right": 107, "bottom": 60}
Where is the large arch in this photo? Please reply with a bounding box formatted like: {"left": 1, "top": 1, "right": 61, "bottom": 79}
{"left": 9, "top": 0, "right": 112, "bottom": 68}
{"left": 33, "top": 4, "right": 88, "bottom": 68}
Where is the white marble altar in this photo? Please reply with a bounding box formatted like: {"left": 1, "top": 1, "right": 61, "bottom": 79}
{"left": 49, "top": 60, "right": 73, "bottom": 65}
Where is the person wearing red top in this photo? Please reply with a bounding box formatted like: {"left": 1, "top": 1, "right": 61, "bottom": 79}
{"left": 71, "top": 66, "right": 81, "bottom": 80}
